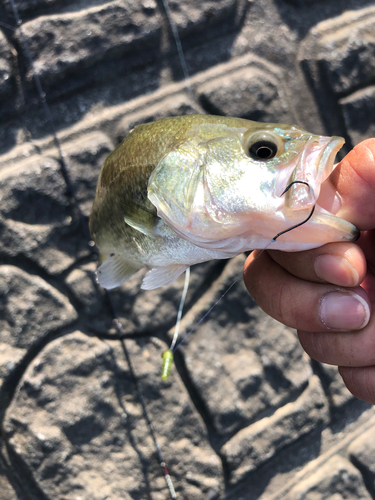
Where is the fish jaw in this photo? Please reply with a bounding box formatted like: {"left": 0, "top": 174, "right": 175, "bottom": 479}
{"left": 164, "top": 207, "right": 359, "bottom": 253}
{"left": 283, "top": 135, "right": 345, "bottom": 210}
{"left": 264, "top": 135, "right": 360, "bottom": 251}
{"left": 249, "top": 207, "right": 360, "bottom": 252}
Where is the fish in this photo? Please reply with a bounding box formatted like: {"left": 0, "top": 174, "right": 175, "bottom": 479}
{"left": 89, "top": 114, "right": 358, "bottom": 291}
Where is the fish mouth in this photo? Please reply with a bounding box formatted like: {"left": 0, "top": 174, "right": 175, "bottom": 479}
{"left": 274, "top": 135, "right": 360, "bottom": 249}
{"left": 316, "top": 136, "right": 345, "bottom": 187}
{"left": 308, "top": 207, "right": 360, "bottom": 243}
{"left": 283, "top": 135, "right": 345, "bottom": 210}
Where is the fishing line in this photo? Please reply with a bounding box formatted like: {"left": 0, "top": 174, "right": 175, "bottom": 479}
{"left": 115, "top": 322, "right": 177, "bottom": 500}
{"left": 170, "top": 267, "right": 191, "bottom": 351}
{"left": 160, "top": 0, "right": 195, "bottom": 105}
{"left": 8, "top": 1, "right": 177, "bottom": 498}
{"left": 172, "top": 181, "right": 316, "bottom": 352}
{"left": 161, "top": 267, "right": 191, "bottom": 380}
{"left": 0, "top": 21, "right": 17, "bottom": 30}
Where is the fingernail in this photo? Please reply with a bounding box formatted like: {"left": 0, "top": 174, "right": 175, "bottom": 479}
{"left": 319, "top": 291, "right": 370, "bottom": 330}
{"left": 315, "top": 255, "right": 359, "bottom": 286}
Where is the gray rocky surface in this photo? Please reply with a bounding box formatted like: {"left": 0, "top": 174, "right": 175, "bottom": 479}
{"left": 285, "top": 455, "right": 372, "bottom": 500}
{"left": 317, "top": 362, "right": 356, "bottom": 408}
{"left": 1, "top": 0, "right": 375, "bottom": 499}
{"left": 349, "top": 428, "right": 375, "bottom": 497}
{"left": 16, "top": 1, "right": 162, "bottom": 91}
{"left": 198, "top": 65, "right": 290, "bottom": 123}
{"left": 0, "top": 31, "right": 14, "bottom": 99}
{"left": 2, "top": 0, "right": 63, "bottom": 16}
{"left": 0, "top": 265, "right": 77, "bottom": 348}
{"left": 341, "top": 86, "right": 375, "bottom": 147}
{"left": 65, "top": 262, "right": 112, "bottom": 335}
{"left": 0, "top": 154, "right": 87, "bottom": 273}
{"left": 299, "top": 5, "right": 375, "bottom": 140}
{"left": 0, "top": 467, "right": 17, "bottom": 500}
{"left": 301, "top": 6, "right": 375, "bottom": 95}
{"left": 180, "top": 256, "right": 313, "bottom": 438}
{"left": 4, "top": 332, "right": 223, "bottom": 499}
{"left": 222, "top": 375, "right": 328, "bottom": 485}
{"left": 159, "top": 0, "right": 237, "bottom": 34}
{"left": 56, "top": 131, "right": 114, "bottom": 217}
{"left": 0, "top": 265, "right": 77, "bottom": 392}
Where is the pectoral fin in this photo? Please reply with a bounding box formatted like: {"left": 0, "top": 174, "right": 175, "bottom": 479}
{"left": 123, "top": 204, "right": 160, "bottom": 237}
{"left": 124, "top": 214, "right": 159, "bottom": 237}
{"left": 97, "top": 254, "right": 142, "bottom": 289}
{"left": 141, "top": 264, "right": 189, "bottom": 290}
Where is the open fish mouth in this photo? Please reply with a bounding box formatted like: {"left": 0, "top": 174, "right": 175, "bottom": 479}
{"left": 268, "top": 135, "right": 360, "bottom": 250}
{"left": 283, "top": 135, "right": 345, "bottom": 211}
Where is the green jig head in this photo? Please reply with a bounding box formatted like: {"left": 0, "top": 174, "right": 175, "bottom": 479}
{"left": 161, "top": 349, "right": 174, "bottom": 380}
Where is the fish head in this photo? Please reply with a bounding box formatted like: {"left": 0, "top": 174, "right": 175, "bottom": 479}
{"left": 147, "top": 118, "right": 358, "bottom": 252}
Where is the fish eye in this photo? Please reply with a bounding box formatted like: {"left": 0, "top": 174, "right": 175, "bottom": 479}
{"left": 248, "top": 141, "right": 278, "bottom": 160}
{"left": 243, "top": 131, "right": 284, "bottom": 161}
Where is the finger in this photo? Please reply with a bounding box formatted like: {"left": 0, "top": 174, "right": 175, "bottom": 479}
{"left": 355, "top": 229, "right": 375, "bottom": 271}
{"left": 298, "top": 314, "right": 375, "bottom": 368}
{"left": 268, "top": 242, "right": 366, "bottom": 287}
{"left": 359, "top": 262, "right": 375, "bottom": 303}
{"left": 318, "top": 138, "right": 375, "bottom": 230}
{"left": 339, "top": 366, "right": 375, "bottom": 405}
{"left": 244, "top": 251, "right": 370, "bottom": 332}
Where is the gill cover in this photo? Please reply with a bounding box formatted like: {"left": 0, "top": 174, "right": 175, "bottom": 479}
{"left": 147, "top": 133, "right": 251, "bottom": 243}
{"left": 148, "top": 139, "right": 205, "bottom": 232}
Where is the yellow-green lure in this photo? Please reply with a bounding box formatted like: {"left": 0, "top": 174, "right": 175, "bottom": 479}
{"left": 161, "top": 349, "right": 174, "bottom": 380}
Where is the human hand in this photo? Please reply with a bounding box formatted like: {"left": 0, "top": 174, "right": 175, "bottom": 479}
{"left": 243, "top": 139, "right": 375, "bottom": 404}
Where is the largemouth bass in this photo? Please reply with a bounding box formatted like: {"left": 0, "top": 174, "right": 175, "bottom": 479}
{"left": 89, "top": 115, "right": 358, "bottom": 290}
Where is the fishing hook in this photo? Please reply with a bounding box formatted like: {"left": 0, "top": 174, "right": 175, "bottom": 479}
{"left": 273, "top": 180, "right": 316, "bottom": 241}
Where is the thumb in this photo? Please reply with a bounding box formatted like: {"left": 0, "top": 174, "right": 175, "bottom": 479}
{"left": 318, "top": 138, "right": 375, "bottom": 231}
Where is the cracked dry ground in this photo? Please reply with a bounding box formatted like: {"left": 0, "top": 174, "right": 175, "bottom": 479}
{"left": 1, "top": 0, "right": 375, "bottom": 499}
